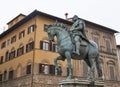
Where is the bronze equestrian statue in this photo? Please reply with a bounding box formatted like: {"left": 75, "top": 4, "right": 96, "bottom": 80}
{"left": 44, "top": 15, "right": 103, "bottom": 82}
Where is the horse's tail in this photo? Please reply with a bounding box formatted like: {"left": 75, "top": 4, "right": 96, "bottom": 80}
{"left": 95, "top": 54, "right": 102, "bottom": 77}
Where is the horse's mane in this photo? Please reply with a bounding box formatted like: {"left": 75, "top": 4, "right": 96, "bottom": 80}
{"left": 48, "top": 22, "right": 69, "bottom": 31}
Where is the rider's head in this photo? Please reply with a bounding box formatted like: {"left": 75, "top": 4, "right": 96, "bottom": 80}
{"left": 73, "top": 15, "right": 79, "bottom": 21}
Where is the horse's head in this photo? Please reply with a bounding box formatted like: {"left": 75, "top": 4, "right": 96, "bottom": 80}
{"left": 44, "top": 24, "right": 56, "bottom": 42}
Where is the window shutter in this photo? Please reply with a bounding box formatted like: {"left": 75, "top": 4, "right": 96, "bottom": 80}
{"left": 0, "top": 74, "right": 2, "bottom": 81}
{"left": 40, "top": 41, "right": 43, "bottom": 49}
{"left": 26, "top": 44, "right": 28, "bottom": 52}
{"left": 4, "top": 71, "right": 7, "bottom": 80}
{"left": 9, "top": 70, "right": 14, "bottom": 80}
{"left": 31, "top": 42, "right": 34, "bottom": 50}
{"left": 53, "top": 44, "right": 55, "bottom": 52}
{"left": 49, "top": 65, "right": 55, "bottom": 75}
{"left": 49, "top": 42, "right": 52, "bottom": 51}
{"left": 26, "top": 65, "right": 31, "bottom": 74}
{"left": 17, "top": 49, "right": 19, "bottom": 56}
{"left": 22, "top": 46, "right": 24, "bottom": 54}
{"left": 32, "top": 25, "right": 35, "bottom": 32}
{"left": 39, "top": 64, "right": 43, "bottom": 73}
{"left": 28, "top": 27, "right": 30, "bottom": 34}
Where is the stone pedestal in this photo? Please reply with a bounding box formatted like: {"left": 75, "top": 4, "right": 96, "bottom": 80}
{"left": 59, "top": 79, "right": 104, "bottom": 87}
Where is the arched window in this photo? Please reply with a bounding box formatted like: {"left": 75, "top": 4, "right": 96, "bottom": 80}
{"left": 109, "top": 66, "right": 115, "bottom": 80}
{"left": 39, "top": 59, "right": 61, "bottom": 75}
{"left": 16, "top": 64, "right": 22, "bottom": 78}
{"left": 106, "top": 40, "right": 111, "bottom": 53}
{"left": 26, "top": 38, "right": 34, "bottom": 52}
{"left": 0, "top": 56, "right": 3, "bottom": 64}
{"left": 0, "top": 73, "right": 2, "bottom": 81}
{"left": 26, "top": 64, "right": 32, "bottom": 75}
{"left": 9, "top": 47, "right": 16, "bottom": 59}
{"left": 40, "top": 41, "right": 49, "bottom": 51}
{"left": 3, "top": 70, "right": 7, "bottom": 80}
{"left": 39, "top": 60, "right": 50, "bottom": 75}
{"left": 8, "top": 69, "right": 14, "bottom": 80}
{"left": 28, "top": 24, "right": 35, "bottom": 34}
{"left": 17, "top": 43, "right": 24, "bottom": 56}
{"left": 107, "top": 60, "right": 115, "bottom": 80}
{"left": 5, "top": 51, "right": 9, "bottom": 61}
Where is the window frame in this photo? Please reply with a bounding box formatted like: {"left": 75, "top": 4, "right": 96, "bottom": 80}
{"left": 17, "top": 46, "right": 24, "bottom": 56}
{"left": 19, "top": 30, "right": 25, "bottom": 39}
{"left": 11, "top": 35, "right": 16, "bottom": 44}
{"left": 28, "top": 25, "right": 35, "bottom": 34}
{"left": 26, "top": 41, "right": 34, "bottom": 52}
{"left": 0, "top": 74, "right": 2, "bottom": 81}
{"left": 8, "top": 70, "right": 14, "bottom": 80}
{"left": 26, "top": 64, "right": 31, "bottom": 75}
{"left": 1, "top": 41, "right": 6, "bottom": 49}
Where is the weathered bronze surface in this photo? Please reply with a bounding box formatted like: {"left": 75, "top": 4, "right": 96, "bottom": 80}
{"left": 44, "top": 15, "right": 103, "bottom": 82}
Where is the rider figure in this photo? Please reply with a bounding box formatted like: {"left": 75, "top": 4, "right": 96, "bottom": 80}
{"left": 70, "top": 15, "right": 89, "bottom": 55}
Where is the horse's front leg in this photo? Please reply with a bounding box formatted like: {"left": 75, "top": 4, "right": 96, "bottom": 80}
{"left": 54, "top": 56, "right": 64, "bottom": 75}
{"left": 65, "top": 51, "right": 72, "bottom": 80}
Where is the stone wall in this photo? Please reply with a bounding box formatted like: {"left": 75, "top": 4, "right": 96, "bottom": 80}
{"left": 0, "top": 74, "right": 120, "bottom": 87}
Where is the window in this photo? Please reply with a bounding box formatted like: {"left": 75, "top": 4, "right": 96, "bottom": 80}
{"left": 83, "top": 61, "right": 88, "bottom": 77}
{"left": 8, "top": 70, "right": 14, "bottom": 80}
{"left": 19, "top": 30, "right": 25, "bottom": 39}
{"left": 5, "top": 51, "right": 9, "bottom": 61}
{"left": 28, "top": 25, "right": 35, "bottom": 34}
{"left": 17, "top": 46, "right": 24, "bottom": 56}
{"left": 9, "top": 50, "right": 16, "bottom": 59}
{"left": 56, "top": 66, "right": 62, "bottom": 76}
{"left": 40, "top": 41, "right": 51, "bottom": 51}
{"left": 7, "top": 39, "right": 11, "bottom": 46}
{"left": 39, "top": 64, "right": 61, "bottom": 75}
{"left": 40, "top": 41, "right": 58, "bottom": 52}
{"left": 0, "top": 56, "right": 3, "bottom": 64}
{"left": 43, "top": 42, "right": 49, "bottom": 50}
{"left": 26, "top": 64, "right": 31, "bottom": 74}
{"left": 3, "top": 71, "right": 7, "bottom": 80}
{"left": 1, "top": 41, "right": 6, "bottom": 49}
{"left": 106, "top": 40, "right": 111, "bottom": 53}
{"left": 11, "top": 35, "right": 16, "bottom": 43}
{"left": 26, "top": 41, "right": 34, "bottom": 52}
{"left": 49, "top": 65, "right": 55, "bottom": 75}
{"left": 0, "top": 74, "right": 2, "bottom": 81}
{"left": 39, "top": 64, "right": 49, "bottom": 74}
{"left": 94, "top": 37, "right": 99, "bottom": 46}
{"left": 109, "top": 66, "right": 115, "bottom": 80}
{"left": 53, "top": 44, "right": 58, "bottom": 52}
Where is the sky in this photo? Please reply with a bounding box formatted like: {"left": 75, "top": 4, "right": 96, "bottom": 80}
{"left": 0, "top": 0, "right": 120, "bottom": 44}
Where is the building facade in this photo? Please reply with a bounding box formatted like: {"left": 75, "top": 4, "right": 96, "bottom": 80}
{"left": 0, "top": 10, "right": 120, "bottom": 87}
{"left": 117, "top": 45, "right": 120, "bottom": 72}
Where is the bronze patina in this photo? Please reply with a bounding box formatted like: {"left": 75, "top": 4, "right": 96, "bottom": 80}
{"left": 44, "top": 15, "right": 103, "bottom": 82}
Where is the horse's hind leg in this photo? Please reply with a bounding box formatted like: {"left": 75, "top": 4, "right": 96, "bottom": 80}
{"left": 89, "top": 57, "right": 95, "bottom": 82}
{"left": 84, "top": 59, "right": 91, "bottom": 79}
{"left": 54, "top": 56, "right": 65, "bottom": 75}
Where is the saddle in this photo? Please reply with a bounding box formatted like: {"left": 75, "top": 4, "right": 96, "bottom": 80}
{"left": 80, "top": 40, "right": 88, "bottom": 47}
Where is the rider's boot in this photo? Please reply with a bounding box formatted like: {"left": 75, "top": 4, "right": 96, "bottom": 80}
{"left": 75, "top": 41, "right": 80, "bottom": 55}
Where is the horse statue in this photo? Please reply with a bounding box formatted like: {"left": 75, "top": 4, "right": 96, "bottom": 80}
{"left": 44, "top": 22, "right": 103, "bottom": 81}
